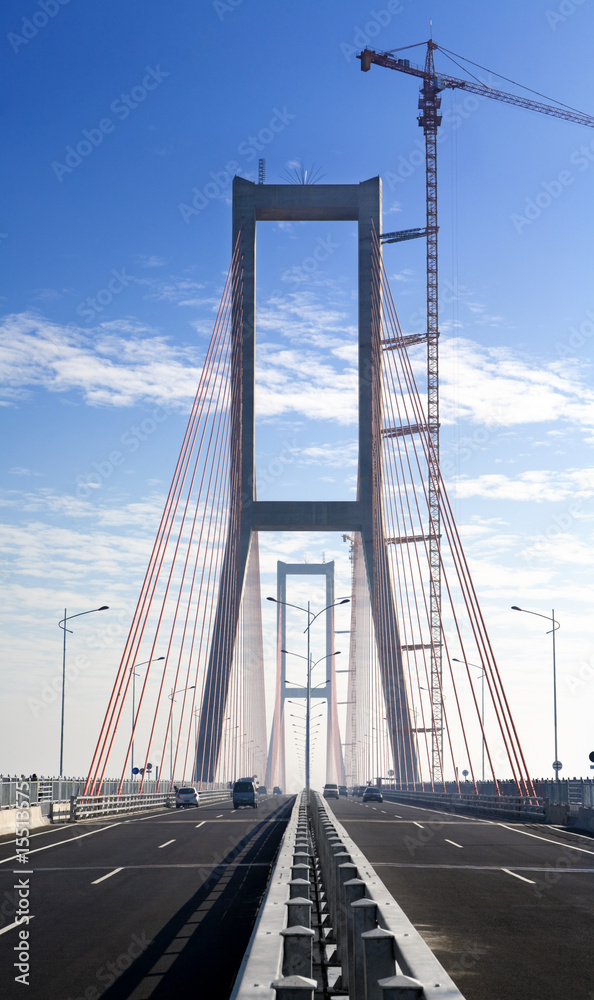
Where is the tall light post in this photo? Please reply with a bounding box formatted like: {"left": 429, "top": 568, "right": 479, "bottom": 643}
{"left": 168, "top": 684, "right": 195, "bottom": 784}
{"left": 512, "top": 605, "right": 560, "bottom": 780}
{"left": 131, "top": 657, "right": 164, "bottom": 779}
{"left": 453, "top": 658, "right": 486, "bottom": 782}
{"left": 282, "top": 647, "right": 342, "bottom": 794}
{"left": 58, "top": 605, "right": 109, "bottom": 777}
{"left": 268, "top": 594, "right": 349, "bottom": 794}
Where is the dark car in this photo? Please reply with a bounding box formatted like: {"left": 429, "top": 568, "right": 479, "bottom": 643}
{"left": 339, "top": 785, "right": 348, "bottom": 797}
{"left": 362, "top": 786, "right": 383, "bottom": 803}
{"left": 258, "top": 785, "right": 267, "bottom": 795}
{"left": 233, "top": 779, "right": 258, "bottom": 809}
{"left": 273, "top": 786, "right": 282, "bottom": 795}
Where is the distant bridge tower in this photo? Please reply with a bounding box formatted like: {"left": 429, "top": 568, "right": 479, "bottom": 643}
{"left": 195, "top": 176, "right": 419, "bottom": 784}
{"left": 266, "top": 561, "right": 344, "bottom": 791}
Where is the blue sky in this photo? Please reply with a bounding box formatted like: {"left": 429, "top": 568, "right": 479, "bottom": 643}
{"left": 1, "top": 0, "right": 593, "bottom": 787}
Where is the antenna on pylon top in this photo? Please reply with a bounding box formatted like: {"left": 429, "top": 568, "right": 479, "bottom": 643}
{"left": 258, "top": 158, "right": 266, "bottom": 184}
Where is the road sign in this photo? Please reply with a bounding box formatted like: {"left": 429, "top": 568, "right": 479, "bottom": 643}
{"left": 589, "top": 751, "right": 594, "bottom": 763}
{"left": 146, "top": 763, "right": 153, "bottom": 771}
{"left": 462, "top": 769, "right": 469, "bottom": 777}
{"left": 552, "top": 760, "right": 563, "bottom": 771}
{"left": 132, "top": 767, "right": 139, "bottom": 775}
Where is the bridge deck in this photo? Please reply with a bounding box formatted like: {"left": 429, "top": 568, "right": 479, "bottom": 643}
{"left": 326, "top": 795, "right": 594, "bottom": 999}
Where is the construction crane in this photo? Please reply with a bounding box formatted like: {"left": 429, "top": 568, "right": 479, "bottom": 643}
{"left": 359, "top": 40, "right": 594, "bottom": 786}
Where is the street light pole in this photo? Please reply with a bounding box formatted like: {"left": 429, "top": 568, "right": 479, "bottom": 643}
{"left": 168, "top": 684, "right": 196, "bottom": 784}
{"left": 282, "top": 648, "right": 342, "bottom": 795}
{"left": 131, "top": 657, "right": 164, "bottom": 779}
{"left": 453, "top": 658, "right": 485, "bottom": 782}
{"left": 512, "top": 605, "right": 560, "bottom": 780}
{"left": 58, "top": 605, "right": 109, "bottom": 777}
{"left": 268, "top": 594, "right": 349, "bottom": 794}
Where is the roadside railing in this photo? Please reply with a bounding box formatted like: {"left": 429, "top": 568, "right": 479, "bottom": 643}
{"left": 0, "top": 777, "right": 230, "bottom": 808}
{"left": 71, "top": 787, "right": 230, "bottom": 821}
{"left": 381, "top": 789, "right": 546, "bottom": 822}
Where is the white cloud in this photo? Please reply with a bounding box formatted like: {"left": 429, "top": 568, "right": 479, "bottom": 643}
{"left": 439, "top": 338, "right": 594, "bottom": 431}
{"left": 450, "top": 468, "right": 594, "bottom": 503}
{"left": 0, "top": 312, "right": 204, "bottom": 409}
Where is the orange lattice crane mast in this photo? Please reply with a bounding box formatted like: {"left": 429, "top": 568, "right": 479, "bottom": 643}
{"left": 359, "top": 40, "right": 594, "bottom": 785}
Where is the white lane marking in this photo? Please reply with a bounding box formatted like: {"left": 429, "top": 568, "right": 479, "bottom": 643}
{"left": 413, "top": 822, "right": 424, "bottom": 829}
{"left": 502, "top": 868, "right": 535, "bottom": 884}
{"left": 158, "top": 839, "right": 175, "bottom": 849}
{"left": 381, "top": 810, "right": 387, "bottom": 814}
{"left": 0, "top": 822, "right": 122, "bottom": 866}
{"left": 0, "top": 916, "right": 35, "bottom": 936}
{"left": 91, "top": 867, "right": 124, "bottom": 885}
{"left": 195, "top": 821, "right": 205, "bottom": 829}
{"left": 445, "top": 839, "right": 464, "bottom": 849}
{"left": 216, "top": 814, "right": 224, "bottom": 818}
{"left": 497, "top": 823, "right": 594, "bottom": 857}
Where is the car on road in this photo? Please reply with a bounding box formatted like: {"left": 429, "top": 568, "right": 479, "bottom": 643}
{"left": 323, "top": 783, "right": 339, "bottom": 799}
{"left": 175, "top": 786, "right": 199, "bottom": 809}
{"left": 362, "top": 786, "right": 383, "bottom": 803}
{"left": 273, "top": 786, "right": 282, "bottom": 795}
{"left": 339, "top": 785, "right": 348, "bottom": 797}
{"left": 233, "top": 778, "right": 258, "bottom": 809}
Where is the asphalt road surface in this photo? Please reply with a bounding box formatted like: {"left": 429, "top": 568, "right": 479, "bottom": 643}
{"left": 0, "top": 794, "right": 295, "bottom": 1000}
{"left": 326, "top": 795, "right": 594, "bottom": 1000}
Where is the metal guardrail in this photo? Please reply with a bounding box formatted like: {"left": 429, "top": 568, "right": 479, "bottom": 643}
{"left": 72, "top": 788, "right": 230, "bottom": 820}
{"left": 230, "top": 792, "right": 304, "bottom": 1000}
{"left": 0, "top": 777, "right": 230, "bottom": 808}
{"left": 311, "top": 790, "right": 467, "bottom": 999}
{"left": 232, "top": 790, "right": 469, "bottom": 999}
{"left": 381, "top": 789, "right": 546, "bottom": 822}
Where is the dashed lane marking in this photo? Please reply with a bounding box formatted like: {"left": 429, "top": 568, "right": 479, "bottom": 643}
{"left": 195, "top": 821, "right": 205, "bottom": 829}
{"left": 91, "top": 867, "right": 124, "bottom": 885}
{"left": 158, "top": 840, "right": 175, "bottom": 849}
{"left": 502, "top": 868, "right": 536, "bottom": 884}
{"left": 445, "top": 839, "right": 464, "bottom": 849}
{"left": 413, "top": 822, "right": 424, "bottom": 829}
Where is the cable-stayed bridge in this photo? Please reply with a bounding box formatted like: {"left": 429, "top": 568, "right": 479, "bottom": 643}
{"left": 83, "top": 176, "right": 534, "bottom": 803}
